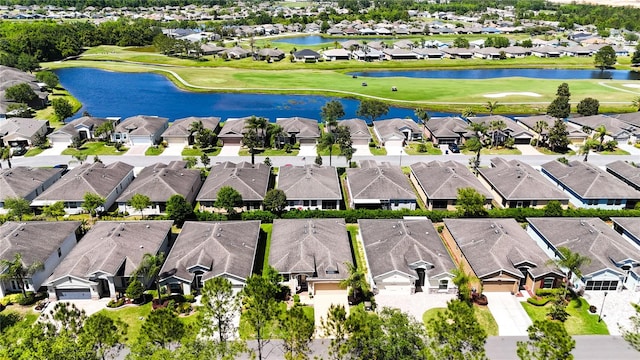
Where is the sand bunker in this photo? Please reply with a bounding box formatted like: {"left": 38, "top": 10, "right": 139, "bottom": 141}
{"left": 622, "top": 84, "right": 640, "bottom": 89}
{"left": 483, "top": 92, "right": 542, "bottom": 98}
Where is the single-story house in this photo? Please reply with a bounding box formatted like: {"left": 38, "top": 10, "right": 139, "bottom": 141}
{"left": 473, "top": 47, "right": 503, "bottom": 59}
{"left": 527, "top": 217, "right": 640, "bottom": 292}
{"left": 531, "top": 46, "right": 562, "bottom": 57}
{"left": 0, "top": 118, "right": 48, "bottom": 148}
{"left": 112, "top": 115, "right": 169, "bottom": 146}
{"left": 322, "top": 48, "right": 351, "bottom": 61}
{"left": 441, "top": 47, "right": 474, "bottom": 59}
{"left": 0, "top": 167, "right": 64, "bottom": 214}
{"left": 541, "top": 160, "right": 640, "bottom": 209}
{"left": 382, "top": 48, "right": 419, "bottom": 60}
{"left": 359, "top": 219, "right": 456, "bottom": 295}
{"left": 478, "top": 158, "right": 570, "bottom": 208}
{"left": 48, "top": 116, "right": 120, "bottom": 146}
{"left": 277, "top": 165, "right": 341, "bottom": 211}
{"left": 346, "top": 161, "right": 416, "bottom": 210}
{"left": 423, "top": 117, "right": 471, "bottom": 145}
{"left": 44, "top": 221, "right": 173, "bottom": 300}
{"left": 293, "top": 49, "right": 321, "bottom": 62}
{"left": 269, "top": 218, "right": 352, "bottom": 296}
{"left": 515, "top": 115, "right": 589, "bottom": 144}
{"left": 159, "top": 220, "right": 260, "bottom": 295}
{"left": 468, "top": 115, "right": 533, "bottom": 145}
{"left": 0, "top": 221, "right": 82, "bottom": 297}
{"left": 606, "top": 160, "right": 640, "bottom": 192}
{"left": 275, "top": 117, "right": 320, "bottom": 146}
{"left": 116, "top": 162, "right": 203, "bottom": 215}
{"left": 612, "top": 217, "right": 640, "bottom": 248}
{"left": 220, "top": 46, "right": 251, "bottom": 59}
{"left": 567, "top": 114, "right": 640, "bottom": 143}
{"left": 218, "top": 117, "right": 253, "bottom": 146}
{"left": 442, "top": 218, "right": 563, "bottom": 293}
{"left": 161, "top": 116, "right": 220, "bottom": 146}
{"left": 257, "top": 48, "right": 285, "bottom": 61}
{"left": 502, "top": 46, "right": 531, "bottom": 58}
{"left": 32, "top": 162, "right": 135, "bottom": 214}
{"left": 352, "top": 48, "right": 384, "bottom": 61}
{"left": 410, "top": 161, "right": 493, "bottom": 210}
{"left": 412, "top": 48, "right": 445, "bottom": 59}
{"left": 0, "top": 65, "right": 49, "bottom": 115}
{"left": 338, "top": 118, "right": 371, "bottom": 146}
{"left": 373, "top": 118, "right": 422, "bottom": 147}
{"left": 613, "top": 111, "right": 640, "bottom": 129}
{"left": 197, "top": 162, "right": 271, "bottom": 212}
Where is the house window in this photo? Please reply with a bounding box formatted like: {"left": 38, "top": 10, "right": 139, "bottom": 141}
{"left": 310, "top": 200, "right": 317, "bottom": 207}
{"left": 57, "top": 247, "right": 62, "bottom": 257}
{"left": 439, "top": 280, "right": 448, "bottom": 290}
{"left": 303, "top": 200, "right": 310, "bottom": 207}
{"left": 585, "top": 280, "right": 618, "bottom": 291}
{"left": 615, "top": 199, "right": 622, "bottom": 205}
{"left": 607, "top": 199, "right": 615, "bottom": 205}
{"left": 542, "top": 277, "right": 555, "bottom": 289}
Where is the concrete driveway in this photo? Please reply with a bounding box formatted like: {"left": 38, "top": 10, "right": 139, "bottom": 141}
{"left": 219, "top": 145, "right": 240, "bottom": 156}
{"left": 353, "top": 144, "right": 372, "bottom": 156}
{"left": 298, "top": 144, "right": 317, "bottom": 157}
{"left": 515, "top": 144, "right": 543, "bottom": 155}
{"left": 42, "top": 298, "right": 111, "bottom": 318}
{"left": 162, "top": 144, "right": 185, "bottom": 156}
{"left": 375, "top": 292, "right": 455, "bottom": 322}
{"left": 486, "top": 293, "right": 532, "bottom": 336}
{"left": 124, "top": 145, "right": 149, "bottom": 156}
{"left": 313, "top": 292, "right": 349, "bottom": 337}
{"left": 39, "top": 143, "right": 68, "bottom": 156}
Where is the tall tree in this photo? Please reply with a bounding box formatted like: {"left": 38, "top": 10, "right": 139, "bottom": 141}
{"left": 621, "top": 303, "right": 640, "bottom": 352}
{"left": 485, "top": 101, "right": 499, "bottom": 115}
{"left": 42, "top": 201, "right": 66, "bottom": 220}
{"left": 318, "top": 132, "right": 337, "bottom": 167}
{"left": 215, "top": 186, "right": 243, "bottom": 214}
{"left": 578, "top": 138, "right": 599, "bottom": 162}
{"left": 166, "top": 194, "right": 194, "bottom": 227}
{"left": 320, "top": 304, "right": 348, "bottom": 360}
{"left": 321, "top": 100, "right": 344, "bottom": 132}
{"left": 547, "top": 120, "right": 570, "bottom": 152}
{"left": 533, "top": 120, "right": 549, "bottom": 145}
{"left": 52, "top": 98, "right": 74, "bottom": 122}
{"left": 134, "top": 252, "right": 166, "bottom": 302}
{"left": 488, "top": 119, "right": 506, "bottom": 147}
{"left": 201, "top": 277, "right": 240, "bottom": 350}
{"left": 0, "top": 147, "right": 12, "bottom": 169}
{"left": 4, "top": 197, "right": 32, "bottom": 220}
{"left": 517, "top": 320, "right": 575, "bottom": 360}
{"left": 594, "top": 45, "right": 617, "bottom": 69}
{"left": 36, "top": 71, "right": 59, "bottom": 89}
{"left": 576, "top": 97, "right": 600, "bottom": 116}
{"left": 243, "top": 128, "right": 260, "bottom": 165}
{"left": 593, "top": 125, "right": 608, "bottom": 151}
{"left": 546, "top": 246, "right": 591, "bottom": 294}
{"left": 79, "top": 313, "right": 127, "bottom": 360}
{"left": 339, "top": 262, "right": 368, "bottom": 303}
{"left": 547, "top": 96, "right": 571, "bottom": 120}
{"left": 280, "top": 305, "right": 315, "bottom": 360}
{"left": 0, "top": 253, "right": 43, "bottom": 297}
{"left": 414, "top": 107, "right": 430, "bottom": 135}
{"left": 241, "top": 272, "right": 282, "bottom": 360}
{"left": 335, "top": 125, "right": 355, "bottom": 164}
{"left": 356, "top": 99, "right": 389, "bottom": 124}
{"left": 456, "top": 187, "right": 488, "bottom": 218}
{"left": 93, "top": 121, "right": 114, "bottom": 141}
{"left": 556, "top": 83, "right": 571, "bottom": 98}
{"left": 128, "top": 193, "right": 151, "bottom": 219}
{"left": 4, "top": 83, "right": 37, "bottom": 103}
{"left": 467, "top": 122, "right": 488, "bottom": 173}
{"left": 246, "top": 116, "right": 268, "bottom": 148}
{"left": 451, "top": 265, "right": 479, "bottom": 305}
{"left": 82, "top": 192, "right": 105, "bottom": 218}
{"left": 138, "top": 308, "right": 185, "bottom": 350}
{"left": 263, "top": 189, "right": 287, "bottom": 214}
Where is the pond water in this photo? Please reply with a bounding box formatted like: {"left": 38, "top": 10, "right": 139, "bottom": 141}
{"left": 349, "top": 68, "right": 640, "bottom": 80}
{"left": 272, "top": 35, "right": 388, "bottom": 45}
{"left": 56, "top": 68, "right": 438, "bottom": 122}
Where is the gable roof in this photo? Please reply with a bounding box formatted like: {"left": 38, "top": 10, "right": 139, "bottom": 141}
{"left": 410, "top": 161, "right": 493, "bottom": 201}
{"left": 0, "top": 221, "right": 81, "bottom": 268}
{"left": 338, "top": 118, "right": 371, "bottom": 141}
{"left": 346, "top": 163, "right": 416, "bottom": 201}
{"left": 611, "top": 217, "right": 640, "bottom": 243}
{"left": 269, "top": 218, "right": 352, "bottom": 280}
{"left": 48, "top": 116, "right": 111, "bottom": 138}
{"left": 425, "top": 117, "right": 472, "bottom": 138}
{"left": 116, "top": 162, "right": 202, "bottom": 204}
{"left": 567, "top": 114, "right": 640, "bottom": 138}
{"left": 359, "top": 219, "right": 455, "bottom": 280}
{"left": 541, "top": 160, "right": 640, "bottom": 200}
{"left": 275, "top": 117, "right": 320, "bottom": 139}
{"left": 527, "top": 217, "right": 640, "bottom": 277}
{"left": 444, "top": 218, "right": 561, "bottom": 279}
{"left": 0, "top": 118, "right": 47, "bottom": 139}
{"left": 115, "top": 115, "right": 168, "bottom": 135}
{"left": 277, "top": 165, "right": 341, "bottom": 200}
{"left": 468, "top": 115, "right": 533, "bottom": 138}
{"left": 161, "top": 116, "right": 220, "bottom": 138}
{"left": 293, "top": 49, "right": 321, "bottom": 58}
{"left": 197, "top": 162, "right": 270, "bottom": 202}
{"left": 479, "top": 158, "right": 569, "bottom": 202}
{"left": 218, "top": 117, "right": 251, "bottom": 138}
{"left": 0, "top": 167, "right": 63, "bottom": 201}
{"left": 46, "top": 221, "right": 173, "bottom": 283}
{"left": 606, "top": 160, "right": 640, "bottom": 190}
{"left": 373, "top": 119, "right": 421, "bottom": 140}
{"left": 160, "top": 221, "right": 260, "bottom": 284}
{"left": 613, "top": 111, "right": 640, "bottom": 128}
{"left": 34, "top": 162, "right": 133, "bottom": 202}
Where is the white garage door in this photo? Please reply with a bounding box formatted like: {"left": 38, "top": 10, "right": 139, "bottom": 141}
{"left": 385, "top": 139, "right": 404, "bottom": 148}
{"left": 56, "top": 288, "right": 91, "bottom": 300}
{"left": 378, "top": 285, "right": 412, "bottom": 294}
{"left": 131, "top": 136, "right": 152, "bottom": 145}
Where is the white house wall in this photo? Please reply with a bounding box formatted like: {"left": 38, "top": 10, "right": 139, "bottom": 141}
{"left": 30, "top": 230, "right": 78, "bottom": 292}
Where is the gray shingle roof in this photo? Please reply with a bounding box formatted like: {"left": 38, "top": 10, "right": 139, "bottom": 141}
{"left": 34, "top": 162, "right": 134, "bottom": 202}
{"left": 444, "top": 218, "right": 561, "bottom": 279}
{"left": 468, "top": 115, "right": 532, "bottom": 138}
{"left": 606, "top": 160, "right": 640, "bottom": 190}
{"left": 218, "top": 117, "right": 251, "bottom": 138}
{"left": 346, "top": 163, "right": 415, "bottom": 201}
{"left": 373, "top": 118, "right": 421, "bottom": 141}
{"left": 425, "top": 117, "right": 472, "bottom": 138}
{"left": 359, "top": 219, "right": 455, "bottom": 280}
{"left": 611, "top": 217, "right": 640, "bottom": 243}
{"left": 339, "top": 118, "right": 372, "bottom": 141}
{"left": 515, "top": 115, "right": 557, "bottom": 136}
{"left": 197, "top": 162, "right": 270, "bottom": 202}
{"left": 410, "top": 161, "right": 493, "bottom": 201}
{"left": 48, "top": 116, "right": 111, "bottom": 138}
{"left": 0, "top": 118, "right": 48, "bottom": 139}
{"left": 160, "top": 221, "right": 260, "bottom": 284}
{"left": 567, "top": 114, "right": 640, "bottom": 138}
{"left": 161, "top": 116, "right": 220, "bottom": 138}
{"left": 116, "top": 162, "right": 203, "bottom": 204}
{"left": 613, "top": 111, "right": 640, "bottom": 128}
{"left": 527, "top": 217, "right": 640, "bottom": 277}
{"left": 46, "top": 221, "right": 173, "bottom": 282}
{"left": 277, "top": 165, "right": 341, "bottom": 200}
{"left": 269, "top": 218, "right": 352, "bottom": 280}
{"left": 0, "top": 167, "right": 63, "bottom": 201}
{"left": 115, "top": 115, "right": 169, "bottom": 136}
{"left": 0, "top": 221, "right": 81, "bottom": 268}
{"left": 479, "top": 158, "right": 569, "bottom": 202}
{"left": 541, "top": 160, "right": 640, "bottom": 199}
{"left": 275, "top": 117, "right": 320, "bottom": 139}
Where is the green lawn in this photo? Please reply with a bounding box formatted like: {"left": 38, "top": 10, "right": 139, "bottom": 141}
{"left": 346, "top": 224, "right": 366, "bottom": 273}
{"left": 24, "top": 147, "right": 45, "bottom": 157}
{"left": 599, "top": 148, "right": 630, "bottom": 155}
{"left": 317, "top": 144, "right": 340, "bottom": 156}
{"left": 260, "top": 223, "right": 273, "bottom": 271}
{"left": 462, "top": 147, "right": 522, "bottom": 155}
{"left": 403, "top": 142, "right": 442, "bottom": 155}
{"left": 238, "top": 303, "right": 314, "bottom": 340}
{"left": 520, "top": 298, "right": 609, "bottom": 335}
{"left": 181, "top": 147, "right": 222, "bottom": 156}
{"left": 535, "top": 147, "right": 576, "bottom": 156}
{"left": 61, "top": 142, "right": 128, "bottom": 156}
{"left": 34, "top": 88, "right": 82, "bottom": 128}
{"left": 145, "top": 145, "right": 165, "bottom": 156}
{"left": 422, "top": 304, "right": 498, "bottom": 336}
{"left": 238, "top": 148, "right": 299, "bottom": 156}
{"left": 367, "top": 127, "right": 388, "bottom": 155}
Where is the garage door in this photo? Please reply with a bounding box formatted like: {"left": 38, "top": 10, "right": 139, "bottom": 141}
{"left": 131, "top": 136, "right": 152, "bottom": 145}
{"left": 56, "top": 289, "right": 91, "bottom": 300}
{"left": 378, "top": 285, "right": 412, "bottom": 294}
{"left": 165, "top": 137, "right": 187, "bottom": 145}
{"left": 482, "top": 280, "right": 516, "bottom": 292}
{"left": 314, "top": 282, "right": 346, "bottom": 295}
{"left": 48, "top": 135, "right": 70, "bottom": 145}
{"left": 353, "top": 138, "right": 369, "bottom": 146}
{"left": 222, "top": 138, "right": 242, "bottom": 145}
{"left": 385, "top": 139, "right": 404, "bottom": 148}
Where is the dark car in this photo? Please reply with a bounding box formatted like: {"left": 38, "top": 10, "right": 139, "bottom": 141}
{"left": 448, "top": 143, "right": 460, "bottom": 153}
{"left": 10, "top": 147, "right": 27, "bottom": 156}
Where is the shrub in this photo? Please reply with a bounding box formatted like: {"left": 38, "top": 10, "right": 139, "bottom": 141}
{"left": 527, "top": 297, "right": 552, "bottom": 306}
{"left": 178, "top": 302, "right": 192, "bottom": 314}
{"left": 184, "top": 294, "right": 195, "bottom": 303}
{"left": 241, "top": 210, "right": 276, "bottom": 223}
{"left": 107, "top": 298, "right": 125, "bottom": 308}
{"left": 535, "top": 288, "right": 563, "bottom": 297}
{"left": 369, "top": 141, "right": 376, "bottom": 148}
{"left": 195, "top": 211, "right": 227, "bottom": 221}
{"left": 530, "top": 138, "right": 538, "bottom": 146}
{"left": 126, "top": 279, "right": 145, "bottom": 302}
{"left": 17, "top": 292, "right": 36, "bottom": 306}
{"left": 417, "top": 143, "right": 428, "bottom": 153}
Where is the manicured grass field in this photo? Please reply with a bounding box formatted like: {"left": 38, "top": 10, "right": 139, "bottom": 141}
{"left": 34, "top": 88, "right": 82, "bottom": 127}
{"left": 145, "top": 145, "right": 165, "bottom": 156}
{"left": 238, "top": 148, "right": 299, "bottom": 156}
{"left": 599, "top": 148, "right": 631, "bottom": 155}
{"left": 24, "top": 147, "right": 45, "bottom": 157}
{"left": 404, "top": 141, "right": 442, "bottom": 155}
{"left": 422, "top": 304, "right": 498, "bottom": 336}
{"left": 61, "top": 142, "right": 127, "bottom": 156}
{"left": 181, "top": 147, "right": 222, "bottom": 156}
{"left": 520, "top": 298, "right": 609, "bottom": 335}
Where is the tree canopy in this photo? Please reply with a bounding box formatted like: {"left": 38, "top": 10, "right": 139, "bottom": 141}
{"left": 263, "top": 189, "right": 287, "bottom": 214}
{"left": 215, "top": 186, "right": 243, "bottom": 214}
{"left": 594, "top": 45, "right": 617, "bottom": 69}
{"left": 166, "top": 194, "right": 194, "bottom": 227}
{"left": 576, "top": 97, "right": 600, "bottom": 116}
{"left": 4, "top": 83, "right": 36, "bottom": 103}
{"left": 517, "top": 320, "right": 575, "bottom": 360}
{"left": 356, "top": 99, "right": 389, "bottom": 124}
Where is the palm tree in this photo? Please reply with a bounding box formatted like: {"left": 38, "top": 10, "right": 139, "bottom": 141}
{"left": 533, "top": 120, "right": 549, "bottom": 145}
{"left": 414, "top": 107, "right": 430, "bottom": 138}
{"left": 593, "top": 125, "right": 608, "bottom": 151}
{"left": 578, "top": 139, "right": 598, "bottom": 162}
{"left": 247, "top": 116, "right": 268, "bottom": 148}
{"left": 269, "top": 124, "right": 287, "bottom": 149}
{"left": 485, "top": 101, "right": 499, "bottom": 115}
{"left": 467, "top": 122, "right": 488, "bottom": 173}
{"left": 133, "top": 253, "right": 166, "bottom": 302}
{"left": 339, "top": 262, "right": 368, "bottom": 303}
{"left": 489, "top": 119, "right": 506, "bottom": 147}
{"left": 451, "top": 266, "right": 479, "bottom": 304}
{"left": 0, "top": 253, "right": 44, "bottom": 297}
{"left": 318, "top": 132, "right": 336, "bottom": 167}
{"left": 1, "top": 147, "right": 12, "bottom": 169}
{"left": 546, "top": 246, "right": 591, "bottom": 295}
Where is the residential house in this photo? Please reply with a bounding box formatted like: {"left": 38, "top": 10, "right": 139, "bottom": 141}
{"left": 515, "top": 115, "right": 588, "bottom": 144}
{"left": 217, "top": 117, "right": 253, "bottom": 146}
{"left": 197, "top": 162, "right": 270, "bottom": 212}
{"left": 540, "top": 160, "right": 640, "bottom": 209}
{"left": 112, "top": 115, "right": 169, "bottom": 146}
{"left": 220, "top": 46, "right": 251, "bottom": 59}
{"left": 468, "top": 115, "right": 533, "bottom": 145}
{"left": 567, "top": 114, "right": 640, "bottom": 143}
{"left": 0, "top": 65, "right": 49, "bottom": 118}
{"left": 159, "top": 220, "right": 260, "bottom": 295}
{"left": 359, "top": 219, "right": 456, "bottom": 295}
{"left": 44, "top": 221, "right": 173, "bottom": 300}
{"left": 293, "top": 49, "right": 321, "bottom": 62}
{"left": 275, "top": 117, "right": 320, "bottom": 146}
{"left": 257, "top": 48, "right": 285, "bottom": 61}
{"left": 613, "top": 111, "right": 640, "bottom": 129}
{"left": 31, "top": 162, "right": 135, "bottom": 214}
{"left": 478, "top": 158, "right": 570, "bottom": 208}
{"left": 410, "top": 161, "right": 493, "bottom": 210}
{"left": 269, "top": 218, "right": 352, "bottom": 295}
{"left": 502, "top": 46, "right": 531, "bottom": 58}
{"left": 116, "top": 162, "right": 203, "bottom": 215}
{"left": 612, "top": 217, "right": 640, "bottom": 248}
{"left": 527, "top": 217, "right": 640, "bottom": 292}
{"left": 473, "top": 47, "right": 503, "bottom": 59}
{"left": 373, "top": 119, "right": 422, "bottom": 147}
{"left": 442, "top": 218, "right": 563, "bottom": 293}
{"left": 48, "top": 116, "right": 117, "bottom": 146}
{"left": 0, "top": 221, "right": 82, "bottom": 297}
{"left": 161, "top": 116, "right": 220, "bottom": 146}
{"left": 277, "top": 165, "right": 341, "bottom": 210}
{"left": 423, "top": 117, "right": 470, "bottom": 145}
{"left": 382, "top": 48, "right": 419, "bottom": 60}
{"left": 531, "top": 46, "right": 562, "bottom": 57}
{"left": 322, "top": 48, "right": 351, "bottom": 61}
{"left": 412, "top": 48, "right": 445, "bottom": 59}
{"left": 0, "top": 118, "right": 48, "bottom": 148}
{"left": 338, "top": 118, "right": 371, "bottom": 146}
{"left": 352, "top": 48, "right": 384, "bottom": 61}
{"left": 0, "top": 167, "right": 64, "bottom": 214}
{"left": 346, "top": 161, "right": 416, "bottom": 210}
{"left": 441, "top": 47, "right": 474, "bottom": 59}
{"left": 607, "top": 160, "right": 640, "bottom": 191}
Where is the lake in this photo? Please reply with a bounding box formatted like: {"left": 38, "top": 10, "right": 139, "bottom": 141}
{"left": 272, "top": 35, "right": 388, "bottom": 45}
{"left": 55, "top": 68, "right": 434, "bottom": 122}
{"left": 349, "top": 68, "right": 640, "bottom": 80}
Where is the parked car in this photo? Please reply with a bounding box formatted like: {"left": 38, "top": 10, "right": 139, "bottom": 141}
{"left": 10, "top": 147, "right": 27, "bottom": 156}
{"left": 448, "top": 143, "right": 460, "bottom": 153}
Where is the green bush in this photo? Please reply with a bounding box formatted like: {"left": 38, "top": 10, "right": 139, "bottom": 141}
{"left": 369, "top": 141, "right": 376, "bottom": 148}
{"left": 183, "top": 294, "right": 195, "bottom": 303}
{"left": 535, "top": 288, "right": 564, "bottom": 297}
{"left": 107, "top": 298, "right": 125, "bottom": 308}
{"left": 527, "top": 296, "right": 552, "bottom": 306}
{"left": 241, "top": 210, "right": 276, "bottom": 223}
{"left": 195, "top": 211, "right": 227, "bottom": 221}
{"left": 17, "top": 292, "right": 36, "bottom": 306}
